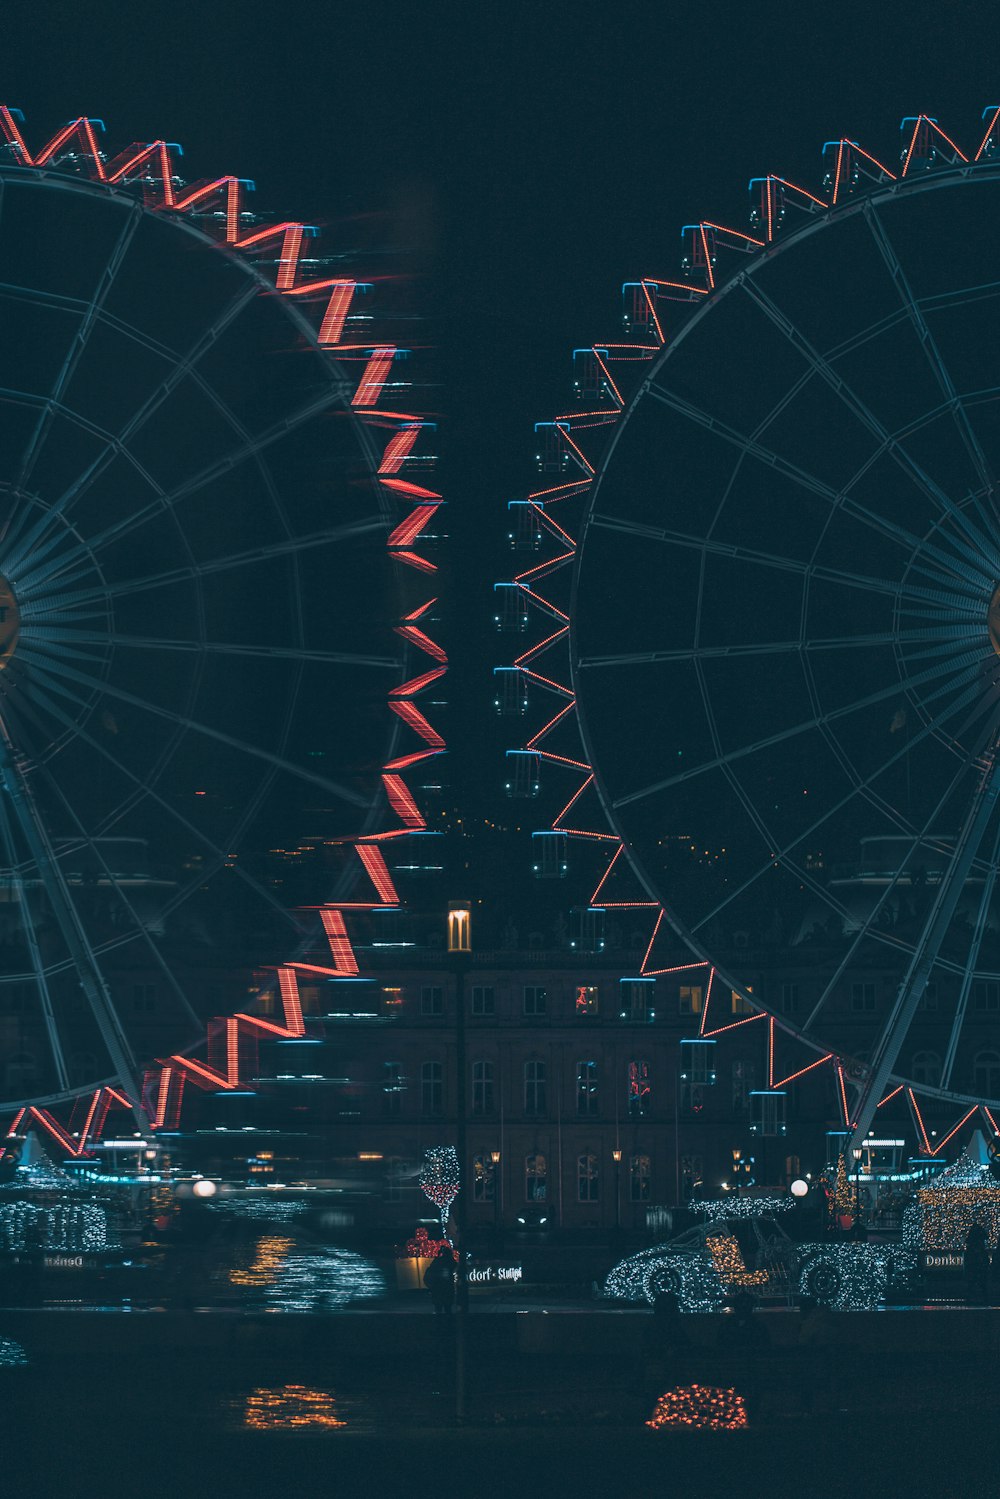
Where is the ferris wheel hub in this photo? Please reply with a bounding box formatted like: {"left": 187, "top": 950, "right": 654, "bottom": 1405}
{"left": 988, "top": 583, "right": 1000, "bottom": 660}
{"left": 0, "top": 575, "right": 20, "bottom": 669}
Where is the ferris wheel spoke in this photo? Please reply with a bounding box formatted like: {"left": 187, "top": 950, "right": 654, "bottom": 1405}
{"left": 0, "top": 714, "right": 142, "bottom": 1114}
{"left": 849, "top": 737, "right": 1000, "bottom": 1148}
{"left": 0, "top": 790, "right": 70, "bottom": 1092}
{"left": 25, "top": 748, "right": 206, "bottom": 1037}
{"left": 689, "top": 673, "right": 988, "bottom": 943}
{"left": 10, "top": 673, "right": 305, "bottom": 932}
{"left": 23, "top": 629, "right": 397, "bottom": 671}
{"left": 578, "top": 624, "right": 976, "bottom": 670}
{"left": 15, "top": 202, "right": 143, "bottom": 498}
{"left": 20, "top": 648, "right": 370, "bottom": 809}
{"left": 646, "top": 381, "right": 988, "bottom": 571}
{"left": 613, "top": 647, "right": 987, "bottom": 810}
{"left": 940, "top": 817, "right": 1000, "bottom": 1091}
{"left": 863, "top": 200, "right": 996, "bottom": 512}
{"left": 740, "top": 274, "right": 999, "bottom": 557}
{"left": 21, "top": 514, "right": 386, "bottom": 615}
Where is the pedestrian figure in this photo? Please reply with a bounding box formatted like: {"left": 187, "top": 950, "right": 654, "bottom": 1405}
{"left": 964, "top": 1222, "right": 990, "bottom": 1305}
{"left": 423, "top": 1244, "right": 456, "bottom": 1314}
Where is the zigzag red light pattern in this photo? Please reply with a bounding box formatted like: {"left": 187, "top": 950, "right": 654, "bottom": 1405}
{"left": 0, "top": 107, "right": 444, "bottom": 1145}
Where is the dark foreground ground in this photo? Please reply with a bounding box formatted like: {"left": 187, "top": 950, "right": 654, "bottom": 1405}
{"left": 3, "top": 1306, "right": 1000, "bottom": 1498}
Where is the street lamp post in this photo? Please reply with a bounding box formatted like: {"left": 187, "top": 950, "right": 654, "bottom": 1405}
{"left": 448, "top": 900, "right": 472, "bottom": 1425}
{"left": 612, "top": 1147, "right": 622, "bottom": 1234}
{"left": 490, "top": 1148, "right": 501, "bottom": 1241}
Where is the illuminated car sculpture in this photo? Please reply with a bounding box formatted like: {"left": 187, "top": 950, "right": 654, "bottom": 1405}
{"left": 604, "top": 1198, "right": 904, "bottom": 1311}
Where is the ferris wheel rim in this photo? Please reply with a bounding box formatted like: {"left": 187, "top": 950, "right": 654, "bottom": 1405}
{"left": 571, "top": 151, "right": 1000, "bottom": 1113}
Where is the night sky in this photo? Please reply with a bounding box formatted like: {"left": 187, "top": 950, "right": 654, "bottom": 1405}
{"left": 4, "top": 0, "right": 999, "bottom": 820}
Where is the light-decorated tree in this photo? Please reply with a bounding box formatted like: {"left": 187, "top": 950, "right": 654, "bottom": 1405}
{"left": 419, "top": 1146, "right": 460, "bottom": 1238}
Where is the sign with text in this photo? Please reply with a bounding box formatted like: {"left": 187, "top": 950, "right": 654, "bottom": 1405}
{"left": 467, "top": 1262, "right": 524, "bottom": 1289}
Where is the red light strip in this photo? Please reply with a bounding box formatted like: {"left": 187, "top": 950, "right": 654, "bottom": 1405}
{"left": 34, "top": 117, "right": 106, "bottom": 178}
{"left": 640, "top": 909, "right": 666, "bottom": 975}
{"left": 382, "top": 477, "right": 441, "bottom": 499}
{"left": 357, "top": 843, "right": 400, "bottom": 904}
{"left": 382, "top": 773, "right": 426, "bottom": 828}
{"left": 984, "top": 1106, "right": 1000, "bottom": 1137}
{"left": 703, "top": 1012, "right": 765, "bottom": 1039}
{"left": 390, "top": 666, "right": 447, "bottom": 698}
{"left": 769, "top": 174, "right": 826, "bottom": 208}
{"left": 173, "top": 176, "right": 244, "bottom": 241}
{"left": 876, "top": 1084, "right": 903, "bottom": 1109}
{"left": 352, "top": 347, "right": 396, "bottom": 407}
{"left": 768, "top": 1017, "right": 775, "bottom": 1089}
{"left": 907, "top": 1088, "right": 932, "bottom": 1153}
{"left": 513, "top": 550, "right": 576, "bottom": 585}
{"left": 832, "top": 139, "right": 846, "bottom": 205}
{"left": 976, "top": 107, "right": 1000, "bottom": 161}
{"left": 699, "top": 965, "right": 716, "bottom": 1037}
{"left": 393, "top": 549, "right": 437, "bottom": 574}
{"left": 591, "top": 843, "right": 624, "bottom": 904}
{"left": 701, "top": 221, "right": 765, "bottom": 247}
{"left": 319, "top": 908, "right": 361, "bottom": 976}
{"left": 389, "top": 699, "right": 445, "bottom": 747}
{"left": 277, "top": 966, "right": 306, "bottom": 1034}
{"left": 78, "top": 1090, "right": 102, "bottom": 1149}
{"left": 514, "top": 627, "right": 570, "bottom": 667}
{"left": 773, "top": 1054, "right": 834, "bottom": 1089}
{"left": 518, "top": 667, "right": 573, "bottom": 698}
{"left": 552, "top": 774, "right": 594, "bottom": 829}
{"left": 929, "top": 1107, "right": 978, "bottom": 1156}
{"left": 395, "top": 623, "right": 447, "bottom": 663}
{"left": 837, "top": 1065, "right": 851, "bottom": 1128}
{"left": 154, "top": 1069, "right": 173, "bottom": 1129}
{"left": 284, "top": 280, "right": 357, "bottom": 345}
{"left": 526, "top": 480, "right": 591, "bottom": 503}
{"left": 526, "top": 701, "right": 576, "bottom": 750}
{"left": 515, "top": 587, "right": 569, "bottom": 622}
{"left": 0, "top": 106, "right": 31, "bottom": 162}
{"left": 388, "top": 504, "right": 441, "bottom": 549}
{"left": 165, "top": 1056, "right": 236, "bottom": 1091}
{"left": 901, "top": 118, "right": 923, "bottom": 178}
{"left": 379, "top": 427, "right": 421, "bottom": 473}
{"left": 383, "top": 747, "right": 441, "bottom": 771}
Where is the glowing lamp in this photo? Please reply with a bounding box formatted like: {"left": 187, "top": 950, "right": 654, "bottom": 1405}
{"left": 611, "top": 1148, "right": 623, "bottom": 1164}
{"left": 447, "top": 900, "right": 472, "bottom": 953}
{"left": 790, "top": 1179, "right": 809, "bottom": 1198}
{"left": 490, "top": 1150, "right": 501, "bottom": 1166}
{"left": 192, "top": 1178, "right": 218, "bottom": 1199}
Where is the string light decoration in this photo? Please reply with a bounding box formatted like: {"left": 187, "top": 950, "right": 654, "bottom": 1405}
{"left": 0, "top": 1200, "right": 109, "bottom": 1253}
{"left": 796, "top": 1244, "right": 893, "bottom": 1309}
{"left": 244, "top": 1386, "right": 347, "bottom": 1431}
{"left": 646, "top": 1385, "right": 748, "bottom": 1431}
{"left": 699, "top": 1196, "right": 793, "bottom": 1220}
{"left": 902, "top": 1149, "right": 1000, "bottom": 1252}
{"left": 830, "top": 1155, "right": 858, "bottom": 1223}
{"left": 0, "top": 1338, "right": 27, "bottom": 1367}
{"left": 706, "top": 1236, "right": 769, "bottom": 1288}
{"left": 604, "top": 1243, "right": 724, "bottom": 1311}
{"left": 419, "top": 1146, "right": 461, "bottom": 1236}
{"left": 263, "top": 1247, "right": 386, "bottom": 1312}
{"left": 397, "top": 1227, "right": 454, "bottom": 1260}
{"left": 211, "top": 1196, "right": 308, "bottom": 1222}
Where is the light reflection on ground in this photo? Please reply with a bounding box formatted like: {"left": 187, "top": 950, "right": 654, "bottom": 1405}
{"left": 264, "top": 1246, "right": 385, "bottom": 1311}
{"left": 243, "top": 1385, "right": 349, "bottom": 1431}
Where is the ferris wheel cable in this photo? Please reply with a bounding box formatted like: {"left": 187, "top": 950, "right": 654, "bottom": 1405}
{"left": 0, "top": 788, "right": 70, "bottom": 1091}
{"left": 22, "top": 744, "right": 206, "bottom": 1038}
{"left": 17, "top": 630, "right": 399, "bottom": 671}
{"left": 0, "top": 715, "right": 141, "bottom": 1113}
{"left": 861, "top": 200, "right": 996, "bottom": 508}
{"left": 849, "top": 740, "right": 1000, "bottom": 1146}
{"left": 13, "top": 647, "right": 367, "bottom": 807}
{"left": 647, "top": 381, "right": 1000, "bottom": 576}
{"left": 611, "top": 647, "right": 992, "bottom": 811}
{"left": 578, "top": 625, "right": 982, "bottom": 669}
{"left": 21, "top": 689, "right": 310, "bottom": 929}
{"left": 690, "top": 682, "right": 993, "bottom": 960}
{"left": 737, "top": 271, "right": 999, "bottom": 547}
{"left": 17, "top": 514, "right": 386, "bottom": 611}
{"left": 940, "top": 815, "right": 1000, "bottom": 1090}
{"left": 13, "top": 201, "right": 144, "bottom": 498}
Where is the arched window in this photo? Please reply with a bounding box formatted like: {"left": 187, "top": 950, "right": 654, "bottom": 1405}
{"left": 577, "top": 1152, "right": 599, "bottom": 1202}
{"left": 524, "top": 1060, "right": 546, "bottom": 1114}
{"left": 472, "top": 1153, "right": 495, "bottom": 1202}
{"left": 525, "top": 1152, "right": 547, "bottom": 1202}
{"left": 911, "top": 1050, "right": 941, "bottom": 1089}
{"left": 472, "top": 1060, "right": 494, "bottom": 1115}
{"left": 576, "top": 1060, "right": 598, "bottom": 1115}
{"left": 629, "top": 1153, "right": 651, "bottom": 1202}
{"left": 974, "top": 1050, "right": 1000, "bottom": 1097}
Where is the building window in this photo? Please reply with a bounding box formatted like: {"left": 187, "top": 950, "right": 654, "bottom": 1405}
{"left": 577, "top": 1152, "right": 599, "bottom": 1202}
{"left": 421, "top": 1061, "right": 443, "bottom": 1115}
{"left": 471, "top": 985, "right": 495, "bottom": 1016}
{"left": 383, "top": 1061, "right": 404, "bottom": 1115}
{"left": 472, "top": 1060, "right": 494, "bottom": 1115}
{"left": 679, "top": 985, "right": 703, "bottom": 1016}
{"left": 421, "top": 985, "right": 444, "bottom": 1017}
{"left": 380, "top": 986, "right": 404, "bottom": 1015}
{"left": 576, "top": 1060, "right": 599, "bottom": 1116}
{"left": 525, "top": 1152, "right": 547, "bottom": 1202}
{"left": 780, "top": 983, "right": 799, "bottom": 1014}
{"left": 523, "top": 985, "right": 547, "bottom": 1016}
{"left": 975, "top": 982, "right": 1000, "bottom": 1011}
{"left": 974, "top": 1051, "right": 1000, "bottom": 1097}
{"left": 628, "top": 1060, "right": 651, "bottom": 1117}
{"left": 621, "top": 978, "right": 655, "bottom": 1021}
{"left": 132, "top": 983, "right": 156, "bottom": 1012}
{"left": 576, "top": 985, "right": 599, "bottom": 1015}
{"left": 472, "top": 1153, "right": 495, "bottom": 1203}
{"left": 851, "top": 983, "right": 876, "bottom": 1012}
{"left": 629, "top": 1153, "right": 651, "bottom": 1202}
{"left": 732, "top": 1059, "right": 756, "bottom": 1115}
{"left": 911, "top": 1051, "right": 941, "bottom": 1089}
{"left": 524, "top": 1060, "right": 546, "bottom": 1114}
{"left": 731, "top": 988, "right": 754, "bottom": 1015}
{"left": 680, "top": 1154, "right": 703, "bottom": 1200}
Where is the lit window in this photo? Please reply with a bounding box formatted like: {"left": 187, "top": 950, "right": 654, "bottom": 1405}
{"left": 629, "top": 1153, "right": 651, "bottom": 1202}
{"left": 525, "top": 1152, "right": 547, "bottom": 1202}
{"left": 628, "top": 1060, "right": 651, "bottom": 1117}
{"left": 576, "top": 1060, "right": 599, "bottom": 1116}
{"left": 576, "top": 985, "right": 599, "bottom": 1015}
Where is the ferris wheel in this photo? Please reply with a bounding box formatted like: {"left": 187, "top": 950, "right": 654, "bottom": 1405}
{"left": 503, "top": 108, "right": 1000, "bottom": 1156}
{"left": 0, "top": 109, "right": 442, "bottom": 1134}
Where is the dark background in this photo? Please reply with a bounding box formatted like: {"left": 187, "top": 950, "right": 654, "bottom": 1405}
{"left": 3, "top": 0, "right": 998, "bottom": 818}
